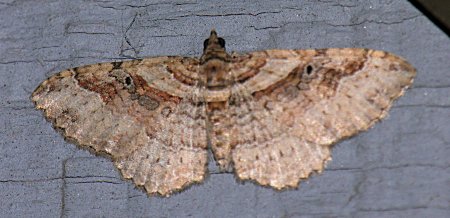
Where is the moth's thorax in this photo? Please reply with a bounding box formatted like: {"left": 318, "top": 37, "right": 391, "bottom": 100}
{"left": 200, "top": 30, "right": 233, "bottom": 89}
{"left": 201, "top": 49, "right": 230, "bottom": 62}
{"left": 202, "top": 58, "right": 231, "bottom": 89}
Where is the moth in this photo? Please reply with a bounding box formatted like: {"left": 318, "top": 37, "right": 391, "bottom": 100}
{"left": 32, "top": 30, "right": 415, "bottom": 196}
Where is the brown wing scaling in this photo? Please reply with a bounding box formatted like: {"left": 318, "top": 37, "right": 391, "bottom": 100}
{"left": 32, "top": 30, "right": 416, "bottom": 195}
{"left": 32, "top": 57, "right": 209, "bottom": 196}
{"left": 226, "top": 48, "right": 415, "bottom": 189}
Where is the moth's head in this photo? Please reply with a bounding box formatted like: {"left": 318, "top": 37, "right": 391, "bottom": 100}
{"left": 201, "top": 29, "right": 229, "bottom": 63}
{"left": 203, "top": 29, "right": 226, "bottom": 51}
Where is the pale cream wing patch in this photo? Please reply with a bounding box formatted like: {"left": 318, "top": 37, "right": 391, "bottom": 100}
{"left": 31, "top": 57, "right": 208, "bottom": 196}
{"left": 230, "top": 49, "right": 416, "bottom": 189}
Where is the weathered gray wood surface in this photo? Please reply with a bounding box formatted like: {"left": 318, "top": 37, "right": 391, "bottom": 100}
{"left": 0, "top": 0, "right": 449, "bottom": 217}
